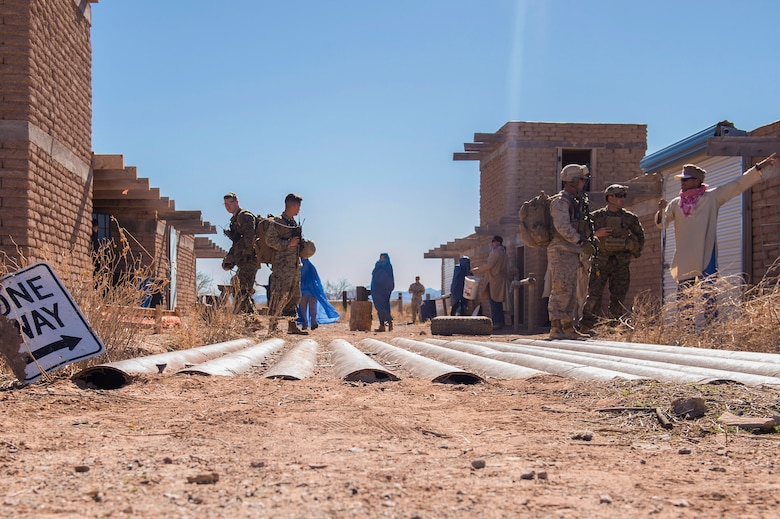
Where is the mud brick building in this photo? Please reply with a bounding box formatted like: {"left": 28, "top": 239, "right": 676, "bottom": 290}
{"left": 428, "top": 119, "right": 780, "bottom": 330}
{"left": 0, "top": 0, "right": 224, "bottom": 309}
{"left": 427, "top": 121, "right": 655, "bottom": 327}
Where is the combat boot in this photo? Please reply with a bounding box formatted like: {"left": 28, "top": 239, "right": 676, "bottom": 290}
{"left": 375, "top": 323, "right": 386, "bottom": 332}
{"left": 548, "top": 319, "right": 572, "bottom": 340}
{"left": 387, "top": 321, "right": 393, "bottom": 331}
{"left": 287, "top": 319, "right": 309, "bottom": 335}
{"left": 561, "top": 319, "right": 588, "bottom": 340}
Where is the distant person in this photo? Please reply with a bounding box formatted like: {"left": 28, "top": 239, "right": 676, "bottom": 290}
{"left": 474, "top": 236, "right": 508, "bottom": 330}
{"left": 449, "top": 256, "right": 472, "bottom": 316}
{"left": 370, "top": 253, "right": 395, "bottom": 332}
{"left": 296, "top": 258, "right": 341, "bottom": 329}
{"left": 266, "top": 193, "right": 308, "bottom": 335}
{"left": 408, "top": 276, "right": 425, "bottom": 323}
{"left": 222, "top": 192, "right": 260, "bottom": 314}
{"left": 581, "top": 184, "right": 645, "bottom": 332}
{"left": 298, "top": 258, "right": 319, "bottom": 331}
{"left": 656, "top": 154, "right": 777, "bottom": 323}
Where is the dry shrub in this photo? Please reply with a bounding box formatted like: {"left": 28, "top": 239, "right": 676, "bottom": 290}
{"left": 0, "top": 222, "right": 247, "bottom": 384}
{"left": 596, "top": 264, "right": 780, "bottom": 353}
{"left": 171, "top": 301, "right": 250, "bottom": 349}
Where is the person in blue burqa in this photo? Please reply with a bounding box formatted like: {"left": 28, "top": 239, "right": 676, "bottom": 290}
{"left": 296, "top": 258, "right": 340, "bottom": 330}
{"left": 370, "top": 252, "right": 395, "bottom": 332}
{"left": 450, "top": 255, "right": 472, "bottom": 316}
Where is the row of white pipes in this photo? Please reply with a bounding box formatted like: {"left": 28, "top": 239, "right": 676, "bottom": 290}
{"left": 72, "top": 335, "right": 780, "bottom": 390}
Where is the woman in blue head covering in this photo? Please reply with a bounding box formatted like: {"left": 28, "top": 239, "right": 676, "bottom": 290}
{"left": 370, "top": 252, "right": 394, "bottom": 331}
{"left": 450, "top": 255, "right": 472, "bottom": 316}
{"left": 296, "top": 258, "right": 340, "bottom": 329}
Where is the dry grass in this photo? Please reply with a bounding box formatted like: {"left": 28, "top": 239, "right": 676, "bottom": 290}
{"left": 593, "top": 263, "right": 780, "bottom": 354}
{"left": 0, "top": 222, "right": 248, "bottom": 383}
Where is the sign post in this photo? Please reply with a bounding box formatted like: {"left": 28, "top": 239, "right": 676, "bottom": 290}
{"left": 0, "top": 262, "right": 105, "bottom": 384}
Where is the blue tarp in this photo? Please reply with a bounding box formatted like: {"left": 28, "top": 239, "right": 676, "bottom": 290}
{"left": 296, "top": 258, "right": 340, "bottom": 325}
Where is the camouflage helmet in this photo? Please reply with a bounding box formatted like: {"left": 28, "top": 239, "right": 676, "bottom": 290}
{"left": 604, "top": 184, "right": 628, "bottom": 197}
{"left": 299, "top": 239, "right": 316, "bottom": 259}
{"left": 560, "top": 164, "right": 590, "bottom": 182}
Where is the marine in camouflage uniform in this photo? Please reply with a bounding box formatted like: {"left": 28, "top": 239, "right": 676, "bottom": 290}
{"left": 581, "top": 184, "right": 645, "bottom": 330}
{"left": 266, "top": 193, "right": 308, "bottom": 335}
{"left": 547, "top": 164, "right": 597, "bottom": 340}
{"left": 222, "top": 192, "right": 260, "bottom": 314}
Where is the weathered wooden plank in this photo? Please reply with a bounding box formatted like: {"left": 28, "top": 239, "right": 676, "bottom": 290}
{"left": 707, "top": 136, "right": 780, "bottom": 157}
{"left": 718, "top": 411, "right": 777, "bottom": 431}
{"left": 93, "top": 169, "right": 139, "bottom": 180}
{"left": 453, "top": 152, "right": 481, "bottom": 161}
{"left": 474, "top": 132, "right": 504, "bottom": 142}
{"left": 91, "top": 154, "right": 124, "bottom": 170}
{"left": 92, "top": 188, "right": 161, "bottom": 200}
{"left": 92, "top": 178, "right": 151, "bottom": 191}
{"left": 93, "top": 198, "right": 173, "bottom": 211}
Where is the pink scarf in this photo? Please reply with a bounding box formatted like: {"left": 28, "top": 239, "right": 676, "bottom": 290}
{"left": 679, "top": 184, "right": 707, "bottom": 217}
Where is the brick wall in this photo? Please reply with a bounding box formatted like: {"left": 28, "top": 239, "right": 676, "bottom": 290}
{"left": 176, "top": 233, "right": 196, "bottom": 309}
{"left": 473, "top": 122, "right": 648, "bottom": 325}
{"left": 0, "top": 0, "right": 93, "bottom": 281}
{"left": 748, "top": 120, "right": 780, "bottom": 282}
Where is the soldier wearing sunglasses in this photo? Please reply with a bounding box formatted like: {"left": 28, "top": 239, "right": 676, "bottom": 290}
{"left": 581, "top": 184, "right": 645, "bottom": 333}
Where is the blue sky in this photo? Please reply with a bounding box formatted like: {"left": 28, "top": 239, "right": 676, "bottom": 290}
{"left": 90, "top": 0, "right": 780, "bottom": 294}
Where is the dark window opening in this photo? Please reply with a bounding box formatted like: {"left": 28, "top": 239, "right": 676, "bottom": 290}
{"left": 560, "top": 149, "right": 593, "bottom": 192}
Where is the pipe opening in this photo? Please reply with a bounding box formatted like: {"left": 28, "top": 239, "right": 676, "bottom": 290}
{"left": 71, "top": 367, "right": 130, "bottom": 390}
{"left": 343, "top": 369, "right": 399, "bottom": 383}
{"left": 433, "top": 373, "right": 483, "bottom": 385}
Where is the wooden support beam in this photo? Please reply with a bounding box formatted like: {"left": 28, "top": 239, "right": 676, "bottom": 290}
{"left": 473, "top": 132, "right": 504, "bottom": 143}
{"left": 92, "top": 188, "right": 161, "bottom": 200}
{"left": 158, "top": 210, "right": 203, "bottom": 220}
{"left": 93, "top": 169, "right": 139, "bottom": 181}
{"left": 707, "top": 136, "right": 780, "bottom": 157}
{"left": 93, "top": 178, "right": 151, "bottom": 191}
{"left": 91, "top": 154, "right": 125, "bottom": 170}
{"left": 93, "top": 198, "right": 173, "bottom": 211}
{"left": 453, "top": 152, "right": 481, "bottom": 161}
{"left": 463, "top": 142, "right": 489, "bottom": 152}
{"left": 194, "top": 237, "right": 227, "bottom": 258}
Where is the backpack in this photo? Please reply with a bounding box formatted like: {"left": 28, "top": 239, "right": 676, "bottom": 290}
{"left": 253, "top": 214, "right": 275, "bottom": 265}
{"left": 518, "top": 191, "right": 554, "bottom": 248}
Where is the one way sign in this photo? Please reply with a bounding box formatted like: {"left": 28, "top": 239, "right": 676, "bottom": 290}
{"left": 0, "top": 262, "right": 105, "bottom": 384}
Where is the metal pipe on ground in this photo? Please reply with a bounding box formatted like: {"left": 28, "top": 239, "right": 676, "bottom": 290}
{"left": 508, "top": 337, "right": 780, "bottom": 381}
{"left": 387, "top": 337, "right": 542, "bottom": 381}
{"left": 263, "top": 339, "right": 319, "bottom": 380}
{"left": 328, "top": 339, "right": 399, "bottom": 383}
{"left": 512, "top": 338, "right": 780, "bottom": 375}
{"left": 424, "top": 338, "right": 645, "bottom": 382}
{"left": 459, "top": 339, "right": 780, "bottom": 387}
{"left": 72, "top": 338, "right": 258, "bottom": 390}
{"left": 177, "top": 338, "right": 285, "bottom": 376}
{"left": 358, "top": 338, "right": 484, "bottom": 384}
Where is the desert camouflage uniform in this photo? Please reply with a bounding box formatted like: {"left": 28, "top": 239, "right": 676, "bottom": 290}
{"left": 547, "top": 191, "right": 591, "bottom": 321}
{"left": 224, "top": 208, "right": 260, "bottom": 313}
{"left": 582, "top": 207, "right": 644, "bottom": 325}
{"left": 408, "top": 281, "right": 425, "bottom": 323}
{"left": 265, "top": 212, "right": 302, "bottom": 318}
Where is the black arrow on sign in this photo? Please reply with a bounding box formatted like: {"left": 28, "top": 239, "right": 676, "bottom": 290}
{"left": 24, "top": 335, "right": 82, "bottom": 365}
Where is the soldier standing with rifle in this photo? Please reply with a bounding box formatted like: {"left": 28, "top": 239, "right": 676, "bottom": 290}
{"left": 266, "top": 193, "right": 309, "bottom": 335}
{"left": 547, "top": 165, "right": 607, "bottom": 340}
{"left": 222, "top": 192, "right": 260, "bottom": 314}
{"left": 581, "top": 184, "right": 645, "bottom": 332}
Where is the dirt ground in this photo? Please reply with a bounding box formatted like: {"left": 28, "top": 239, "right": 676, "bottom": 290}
{"left": 2, "top": 318, "right": 780, "bottom": 518}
